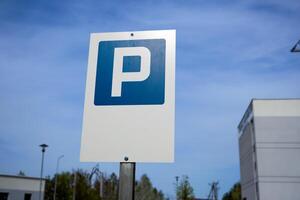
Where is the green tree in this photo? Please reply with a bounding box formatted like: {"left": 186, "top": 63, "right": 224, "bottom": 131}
{"left": 176, "top": 176, "right": 194, "bottom": 200}
{"left": 73, "top": 169, "right": 100, "bottom": 200}
{"left": 44, "top": 172, "right": 73, "bottom": 200}
{"left": 92, "top": 172, "right": 119, "bottom": 200}
{"left": 101, "top": 173, "right": 118, "bottom": 200}
{"left": 44, "top": 176, "right": 54, "bottom": 200}
{"left": 135, "top": 174, "right": 165, "bottom": 200}
{"left": 222, "top": 182, "right": 241, "bottom": 200}
{"left": 44, "top": 170, "right": 167, "bottom": 200}
{"left": 57, "top": 172, "right": 73, "bottom": 200}
{"left": 44, "top": 170, "right": 101, "bottom": 200}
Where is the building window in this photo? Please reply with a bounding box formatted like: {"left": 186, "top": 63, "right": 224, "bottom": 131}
{"left": 24, "top": 193, "right": 32, "bottom": 200}
{"left": 0, "top": 192, "right": 9, "bottom": 200}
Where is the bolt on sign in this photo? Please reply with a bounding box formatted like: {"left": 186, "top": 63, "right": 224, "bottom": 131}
{"left": 80, "top": 30, "right": 176, "bottom": 162}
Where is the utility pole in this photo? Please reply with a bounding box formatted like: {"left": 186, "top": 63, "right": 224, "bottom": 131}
{"left": 73, "top": 172, "right": 77, "bottom": 200}
{"left": 53, "top": 155, "right": 64, "bottom": 200}
{"left": 100, "top": 174, "right": 104, "bottom": 198}
{"left": 39, "top": 144, "right": 48, "bottom": 200}
{"left": 207, "top": 182, "right": 219, "bottom": 200}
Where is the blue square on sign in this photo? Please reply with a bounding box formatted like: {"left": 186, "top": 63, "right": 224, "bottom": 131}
{"left": 94, "top": 39, "right": 166, "bottom": 105}
{"left": 123, "top": 56, "right": 141, "bottom": 72}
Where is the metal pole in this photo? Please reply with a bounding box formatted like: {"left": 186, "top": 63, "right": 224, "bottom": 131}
{"left": 118, "top": 162, "right": 136, "bottom": 200}
{"left": 39, "top": 151, "right": 45, "bottom": 200}
{"left": 175, "top": 176, "right": 179, "bottom": 200}
{"left": 39, "top": 144, "right": 48, "bottom": 200}
{"left": 73, "top": 172, "right": 77, "bottom": 200}
{"left": 54, "top": 155, "right": 64, "bottom": 200}
{"left": 100, "top": 174, "right": 104, "bottom": 198}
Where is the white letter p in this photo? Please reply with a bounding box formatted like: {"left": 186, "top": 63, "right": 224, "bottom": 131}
{"left": 111, "top": 47, "right": 151, "bottom": 97}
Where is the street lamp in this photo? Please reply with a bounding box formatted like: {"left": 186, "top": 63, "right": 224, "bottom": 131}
{"left": 175, "top": 176, "right": 179, "bottom": 200}
{"left": 39, "top": 144, "right": 48, "bottom": 200}
{"left": 175, "top": 176, "right": 179, "bottom": 187}
{"left": 53, "top": 155, "right": 64, "bottom": 200}
{"left": 291, "top": 40, "right": 300, "bottom": 52}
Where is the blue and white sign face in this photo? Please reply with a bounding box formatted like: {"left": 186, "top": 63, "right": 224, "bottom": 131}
{"left": 80, "top": 30, "right": 175, "bottom": 163}
{"left": 94, "top": 39, "right": 166, "bottom": 105}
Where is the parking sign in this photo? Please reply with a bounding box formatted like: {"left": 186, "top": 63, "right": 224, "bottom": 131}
{"left": 80, "top": 30, "right": 175, "bottom": 162}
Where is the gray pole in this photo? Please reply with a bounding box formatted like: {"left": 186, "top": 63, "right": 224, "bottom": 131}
{"left": 54, "top": 155, "right": 64, "bottom": 200}
{"left": 100, "top": 173, "right": 104, "bottom": 198}
{"left": 73, "top": 172, "right": 77, "bottom": 200}
{"left": 39, "top": 144, "right": 48, "bottom": 200}
{"left": 118, "top": 162, "right": 136, "bottom": 200}
{"left": 175, "top": 176, "right": 179, "bottom": 200}
{"left": 39, "top": 151, "right": 45, "bottom": 200}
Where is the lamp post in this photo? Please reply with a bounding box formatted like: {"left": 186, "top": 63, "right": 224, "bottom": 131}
{"left": 175, "top": 176, "right": 179, "bottom": 200}
{"left": 73, "top": 172, "right": 77, "bottom": 200}
{"left": 53, "top": 155, "right": 64, "bottom": 200}
{"left": 39, "top": 144, "right": 48, "bottom": 200}
{"left": 291, "top": 40, "right": 300, "bottom": 52}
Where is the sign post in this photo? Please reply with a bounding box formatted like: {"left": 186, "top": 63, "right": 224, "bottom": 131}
{"left": 80, "top": 30, "right": 176, "bottom": 199}
{"left": 118, "top": 162, "right": 136, "bottom": 200}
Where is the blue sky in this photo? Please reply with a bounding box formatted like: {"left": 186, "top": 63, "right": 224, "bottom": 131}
{"left": 0, "top": 0, "right": 300, "bottom": 198}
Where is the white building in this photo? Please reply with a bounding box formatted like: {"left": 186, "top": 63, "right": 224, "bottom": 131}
{"left": 238, "top": 99, "right": 300, "bottom": 200}
{"left": 0, "top": 174, "right": 46, "bottom": 200}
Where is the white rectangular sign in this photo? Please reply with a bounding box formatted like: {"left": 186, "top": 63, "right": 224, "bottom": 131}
{"left": 80, "top": 30, "right": 175, "bottom": 162}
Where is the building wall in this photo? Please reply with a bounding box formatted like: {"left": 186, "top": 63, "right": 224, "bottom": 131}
{"left": 239, "top": 99, "right": 300, "bottom": 200}
{"left": 0, "top": 189, "right": 40, "bottom": 200}
{"left": 239, "top": 121, "right": 258, "bottom": 200}
{"left": 259, "top": 181, "right": 300, "bottom": 199}
{"left": 0, "top": 175, "right": 45, "bottom": 200}
{"left": 254, "top": 115, "right": 300, "bottom": 200}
